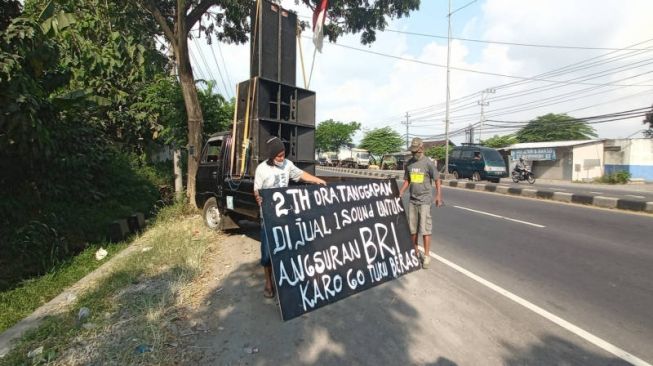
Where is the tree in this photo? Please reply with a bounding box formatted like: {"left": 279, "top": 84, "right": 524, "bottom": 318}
{"left": 481, "top": 134, "right": 518, "bottom": 148}
{"left": 315, "top": 119, "right": 361, "bottom": 152}
{"left": 425, "top": 145, "right": 450, "bottom": 162}
{"left": 359, "top": 127, "right": 403, "bottom": 163}
{"left": 136, "top": 0, "right": 421, "bottom": 207}
{"left": 0, "top": 0, "right": 22, "bottom": 30}
{"left": 515, "top": 113, "right": 597, "bottom": 142}
{"left": 644, "top": 103, "right": 652, "bottom": 138}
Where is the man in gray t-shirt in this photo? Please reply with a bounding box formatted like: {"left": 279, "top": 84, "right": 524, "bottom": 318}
{"left": 399, "top": 138, "right": 443, "bottom": 269}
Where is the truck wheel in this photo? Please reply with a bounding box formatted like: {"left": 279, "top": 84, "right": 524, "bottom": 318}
{"left": 452, "top": 170, "right": 460, "bottom": 180}
{"left": 203, "top": 197, "right": 222, "bottom": 231}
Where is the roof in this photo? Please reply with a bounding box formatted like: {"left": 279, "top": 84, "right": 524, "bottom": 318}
{"left": 423, "top": 139, "right": 455, "bottom": 148}
{"left": 508, "top": 139, "right": 604, "bottom": 150}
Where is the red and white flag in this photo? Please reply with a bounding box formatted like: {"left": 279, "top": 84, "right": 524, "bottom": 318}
{"left": 312, "top": 0, "right": 328, "bottom": 52}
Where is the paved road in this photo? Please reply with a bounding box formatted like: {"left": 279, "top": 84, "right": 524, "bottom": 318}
{"left": 319, "top": 168, "right": 653, "bottom": 364}
{"left": 433, "top": 187, "right": 653, "bottom": 363}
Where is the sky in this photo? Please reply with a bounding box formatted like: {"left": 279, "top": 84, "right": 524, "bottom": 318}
{"left": 187, "top": 0, "right": 653, "bottom": 146}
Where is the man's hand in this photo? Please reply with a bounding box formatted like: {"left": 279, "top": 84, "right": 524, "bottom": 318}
{"left": 315, "top": 177, "right": 327, "bottom": 186}
{"left": 435, "top": 196, "right": 443, "bottom": 207}
{"left": 255, "top": 194, "right": 262, "bottom": 206}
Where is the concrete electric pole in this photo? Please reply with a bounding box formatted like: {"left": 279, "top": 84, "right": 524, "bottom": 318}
{"left": 402, "top": 112, "right": 411, "bottom": 150}
{"left": 477, "top": 88, "right": 495, "bottom": 143}
{"left": 444, "top": 0, "right": 452, "bottom": 173}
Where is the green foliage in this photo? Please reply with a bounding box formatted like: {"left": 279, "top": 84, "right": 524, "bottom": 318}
{"left": 0, "top": 1, "right": 171, "bottom": 289}
{"left": 0, "top": 242, "right": 127, "bottom": 332}
{"left": 425, "top": 145, "right": 448, "bottom": 161}
{"left": 595, "top": 171, "right": 631, "bottom": 184}
{"left": 301, "top": 0, "right": 421, "bottom": 45}
{"left": 0, "top": 0, "right": 22, "bottom": 30}
{"left": 644, "top": 103, "right": 652, "bottom": 138}
{"left": 0, "top": 18, "right": 63, "bottom": 159}
{"left": 515, "top": 113, "right": 597, "bottom": 142}
{"left": 359, "top": 127, "right": 404, "bottom": 160}
{"left": 481, "top": 134, "right": 518, "bottom": 148}
{"left": 315, "top": 119, "right": 361, "bottom": 152}
{"left": 197, "top": 80, "right": 234, "bottom": 138}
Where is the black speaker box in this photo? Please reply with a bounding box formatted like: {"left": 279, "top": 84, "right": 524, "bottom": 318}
{"left": 250, "top": 1, "right": 297, "bottom": 85}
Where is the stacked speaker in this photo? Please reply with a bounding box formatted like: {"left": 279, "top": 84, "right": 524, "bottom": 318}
{"left": 232, "top": 0, "right": 316, "bottom": 176}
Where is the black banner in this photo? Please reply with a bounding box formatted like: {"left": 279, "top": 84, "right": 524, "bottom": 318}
{"left": 259, "top": 179, "right": 420, "bottom": 321}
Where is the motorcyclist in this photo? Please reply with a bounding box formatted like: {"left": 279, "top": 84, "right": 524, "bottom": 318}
{"left": 514, "top": 158, "right": 528, "bottom": 178}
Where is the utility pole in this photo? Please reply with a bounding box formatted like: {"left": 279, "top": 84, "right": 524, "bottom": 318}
{"left": 444, "top": 0, "right": 452, "bottom": 174}
{"left": 477, "top": 88, "right": 495, "bottom": 143}
{"left": 169, "top": 47, "right": 183, "bottom": 202}
{"left": 402, "top": 112, "right": 410, "bottom": 150}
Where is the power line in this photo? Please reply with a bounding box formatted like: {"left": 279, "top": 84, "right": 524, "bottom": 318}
{"left": 191, "top": 37, "right": 223, "bottom": 95}
{"left": 216, "top": 41, "right": 235, "bottom": 97}
{"left": 306, "top": 36, "right": 653, "bottom": 87}
{"left": 208, "top": 41, "right": 232, "bottom": 99}
{"left": 364, "top": 39, "right": 653, "bottom": 129}
{"left": 384, "top": 29, "right": 653, "bottom": 51}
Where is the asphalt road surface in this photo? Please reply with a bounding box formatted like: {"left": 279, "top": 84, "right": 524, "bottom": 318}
{"left": 319, "top": 168, "right": 653, "bottom": 364}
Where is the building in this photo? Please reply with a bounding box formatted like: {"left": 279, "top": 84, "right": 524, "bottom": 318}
{"left": 604, "top": 139, "right": 653, "bottom": 181}
{"left": 507, "top": 139, "right": 653, "bottom": 182}
{"left": 508, "top": 140, "right": 605, "bottom": 181}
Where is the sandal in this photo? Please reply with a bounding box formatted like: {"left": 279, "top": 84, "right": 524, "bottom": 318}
{"left": 263, "top": 288, "right": 275, "bottom": 298}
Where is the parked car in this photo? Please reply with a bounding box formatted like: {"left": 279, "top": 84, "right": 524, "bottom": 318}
{"left": 380, "top": 152, "right": 412, "bottom": 170}
{"left": 447, "top": 145, "right": 507, "bottom": 183}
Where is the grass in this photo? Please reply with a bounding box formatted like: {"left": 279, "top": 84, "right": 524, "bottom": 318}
{"left": 0, "top": 242, "right": 128, "bottom": 333}
{"left": 0, "top": 202, "right": 217, "bottom": 365}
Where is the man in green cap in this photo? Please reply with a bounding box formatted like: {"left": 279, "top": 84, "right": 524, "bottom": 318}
{"left": 399, "top": 137, "right": 443, "bottom": 269}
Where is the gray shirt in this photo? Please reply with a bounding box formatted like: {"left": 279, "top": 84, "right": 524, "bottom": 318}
{"left": 404, "top": 155, "right": 437, "bottom": 205}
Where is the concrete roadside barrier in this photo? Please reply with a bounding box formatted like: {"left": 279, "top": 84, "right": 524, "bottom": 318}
{"left": 616, "top": 199, "right": 647, "bottom": 212}
{"left": 552, "top": 192, "right": 573, "bottom": 203}
{"left": 318, "top": 166, "right": 652, "bottom": 214}
{"left": 571, "top": 194, "right": 594, "bottom": 205}
{"left": 521, "top": 189, "right": 537, "bottom": 198}
{"left": 593, "top": 196, "right": 619, "bottom": 209}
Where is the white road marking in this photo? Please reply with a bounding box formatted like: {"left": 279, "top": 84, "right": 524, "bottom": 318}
{"left": 625, "top": 194, "right": 646, "bottom": 199}
{"left": 590, "top": 191, "right": 603, "bottom": 194}
{"left": 454, "top": 205, "right": 546, "bottom": 228}
{"left": 428, "top": 251, "right": 653, "bottom": 366}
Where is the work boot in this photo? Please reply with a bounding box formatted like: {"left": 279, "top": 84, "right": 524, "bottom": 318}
{"left": 422, "top": 255, "right": 431, "bottom": 269}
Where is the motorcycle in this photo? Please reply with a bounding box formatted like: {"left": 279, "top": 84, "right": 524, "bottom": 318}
{"left": 512, "top": 168, "right": 536, "bottom": 184}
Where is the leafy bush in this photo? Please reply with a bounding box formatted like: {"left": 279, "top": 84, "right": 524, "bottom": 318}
{"left": 595, "top": 171, "right": 631, "bottom": 184}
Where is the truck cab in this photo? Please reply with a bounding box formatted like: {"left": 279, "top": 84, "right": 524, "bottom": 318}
{"left": 196, "top": 132, "right": 259, "bottom": 231}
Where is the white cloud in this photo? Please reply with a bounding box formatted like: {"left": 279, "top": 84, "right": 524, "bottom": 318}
{"left": 192, "top": 0, "right": 653, "bottom": 143}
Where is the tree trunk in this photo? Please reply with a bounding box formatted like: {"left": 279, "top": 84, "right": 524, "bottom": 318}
{"left": 176, "top": 35, "right": 204, "bottom": 208}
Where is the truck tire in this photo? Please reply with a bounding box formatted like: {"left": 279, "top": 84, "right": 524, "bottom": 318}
{"left": 202, "top": 197, "right": 223, "bottom": 231}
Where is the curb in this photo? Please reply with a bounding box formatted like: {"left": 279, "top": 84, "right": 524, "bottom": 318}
{"left": 320, "top": 167, "right": 653, "bottom": 214}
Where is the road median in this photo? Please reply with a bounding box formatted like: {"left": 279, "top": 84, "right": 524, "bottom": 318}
{"left": 320, "top": 167, "right": 653, "bottom": 214}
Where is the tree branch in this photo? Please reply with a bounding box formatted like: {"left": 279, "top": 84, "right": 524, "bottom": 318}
{"left": 185, "top": 0, "right": 220, "bottom": 31}
{"left": 142, "top": 1, "right": 176, "bottom": 46}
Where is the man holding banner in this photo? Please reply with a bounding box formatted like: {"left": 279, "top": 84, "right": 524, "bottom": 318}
{"left": 399, "top": 137, "right": 443, "bottom": 269}
{"left": 254, "top": 137, "right": 326, "bottom": 299}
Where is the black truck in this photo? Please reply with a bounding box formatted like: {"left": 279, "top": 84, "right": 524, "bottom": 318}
{"left": 195, "top": 1, "right": 328, "bottom": 230}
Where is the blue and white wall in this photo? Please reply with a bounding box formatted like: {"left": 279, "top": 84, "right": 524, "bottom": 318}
{"left": 604, "top": 139, "right": 653, "bottom": 181}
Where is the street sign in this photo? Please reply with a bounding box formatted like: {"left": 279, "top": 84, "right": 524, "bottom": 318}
{"left": 259, "top": 179, "right": 420, "bottom": 321}
{"left": 511, "top": 148, "right": 557, "bottom": 161}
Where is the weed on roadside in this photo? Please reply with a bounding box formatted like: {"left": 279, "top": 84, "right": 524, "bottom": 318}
{"left": 0, "top": 203, "right": 218, "bottom": 366}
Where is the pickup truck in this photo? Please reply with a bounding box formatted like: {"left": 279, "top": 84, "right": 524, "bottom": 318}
{"left": 195, "top": 130, "right": 366, "bottom": 231}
